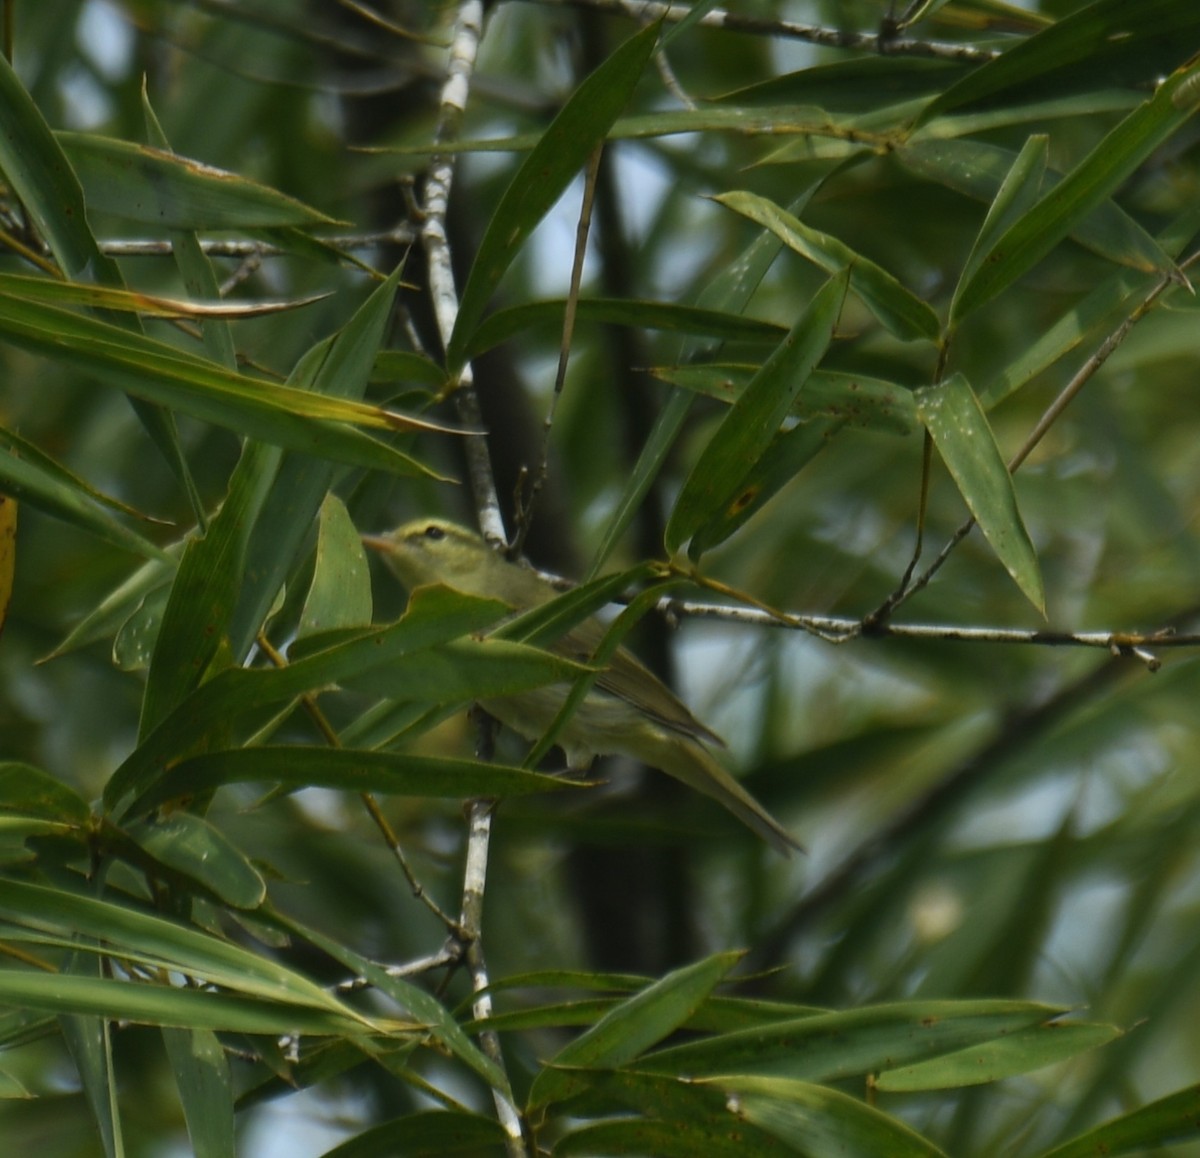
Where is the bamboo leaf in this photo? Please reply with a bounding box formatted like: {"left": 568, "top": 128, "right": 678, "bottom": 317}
{"left": 58, "top": 132, "right": 341, "bottom": 230}
{"left": 714, "top": 190, "right": 941, "bottom": 342}
{"left": 528, "top": 951, "right": 744, "bottom": 1111}
{"left": 446, "top": 21, "right": 660, "bottom": 372}
{"left": 915, "top": 374, "right": 1044, "bottom": 612}
{"left": 951, "top": 61, "right": 1199, "bottom": 317}
{"left": 666, "top": 271, "right": 848, "bottom": 557}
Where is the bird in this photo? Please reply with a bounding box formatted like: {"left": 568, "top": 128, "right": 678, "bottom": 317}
{"left": 362, "top": 518, "right": 799, "bottom": 855}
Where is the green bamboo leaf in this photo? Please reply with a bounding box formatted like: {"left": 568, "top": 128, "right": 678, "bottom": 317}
{"left": 143, "top": 85, "right": 238, "bottom": 373}
{"left": 125, "top": 812, "right": 267, "bottom": 910}
{"left": 981, "top": 203, "right": 1200, "bottom": 408}
{"left": 716, "top": 53, "right": 971, "bottom": 112}
{"left": 463, "top": 297, "right": 785, "bottom": 361}
{"left": 371, "top": 350, "right": 448, "bottom": 391}
{"left": 0, "top": 271, "right": 319, "bottom": 322}
{"left": 875, "top": 1020, "right": 1119, "bottom": 1092}
{"left": 641, "top": 999, "right": 1064, "bottom": 1081}
{"left": 131, "top": 747, "right": 572, "bottom": 814}
{"left": 587, "top": 186, "right": 805, "bottom": 578}
{"left": 898, "top": 137, "right": 1174, "bottom": 277}
{"left": 162, "top": 1028, "right": 235, "bottom": 1158}
{"left": 913, "top": 0, "right": 1200, "bottom": 127}
{"left": 0, "top": 292, "right": 446, "bottom": 477}
{"left": 105, "top": 586, "right": 512, "bottom": 817}
{"left": 714, "top": 190, "right": 941, "bottom": 342}
{"left": 375, "top": 104, "right": 873, "bottom": 157}
{"left": 0, "top": 971, "right": 371, "bottom": 1036}
{"left": 915, "top": 374, "right": 1044, "bottom": 612}
{"left": 951, "top": 61, "right": 1199, "bottom": 318}
{"left": 690, "top": 417, "right": 845, "bottom": 556}
{"left": 0, "top": 435, "right": 169, "bottom": 561}
{"left": 650, "top": 365, "right": 917, "bottom": 434}
{"left": 0, "top": 1068, "right": 32, "bottom": 1099}
{"left": 666, "top": 270, "right": 848, "bottom": 557}
{"left": 0, "top": 57, "right": 119, "bottom": 281}
{"left": 556, "top": 1116, "right": 787, "bottom": 1158}
{"left": 0, "top": 881, "right": 365, "bottom": 1017}
{"left": 59, "top": 959, "right": 123, "bottom": 1158}
{"left": 299, "top": 494, "right": 374, "bottom": 638}
{"left": 319, "top": 1110, "right": 509, "bottom": 1158}
{"left": 551, "top": 1070, "right": 792, "bottom": 1156}
{"left": 57, "top": 132, "right": 341, "bottom": 230}
{"left": 0, "top": 56, "right": 206, "bottom": 524}
{"left": 951, "top": 135, "right": 1048, "bottom": 323}
{"left": 270, "top": 908, "right": 510, "bottom": 1096}
{"left": 0, "top": 762, "right": 90, "bottom": 824}
{"left": 335, "top": 636, "right": 590, "bottom": 703}
{"left": 528, "top": 950, "right": 744, "bottom": 1111}
{"left": 43, "top": 554, "right": 177, "bottom": 661}
{"left": 228, "top": 269, "right": 402, "bottom": 659}
{"left": 718, "top": 1075, "right": 947, "bottom": 1158}
{"left": 1038, "top": 1082, "right": 1200, "bottom": 1158}
{"left": 446, "top": 21, "right": 660, "bottom": 372}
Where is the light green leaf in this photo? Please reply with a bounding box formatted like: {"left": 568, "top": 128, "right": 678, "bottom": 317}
{"left": 124, "top": 812, "right": 267, "bottom": 910}
{"left": 951, "top": 135, "right": 1048, "bottom": 323}
{"left": 0, "top": 971, "right": 371, "bottom": 1036}
{"left": 915, "top": 374, "right": 1044, "bottom": 612}
{"left": 641, "top": 999, "right": 1063, "bottom": 1081}
{"left": 0, "top": 880, "right": 367, "bottom": 1019}
{"left": 0, "top": 761, "right": 90, "bottom": 824}
{"left": 650, "top": 365, "right": 917, "bottom": 435}
{"left": 528, "top": 950, "right": 744, "bottom": 1111}
{"left": 58, "top": 132, "right": 340, "bottom": 231}
{"left": 875, "top": 1020, "right": 1120, "bottom": 1091}
{"left": 0, "top": 292, "right": 445, "bottom": 477}
{"left": 228, "top": 268, "right": 403, "bottom": 659}
{"left": 163, "top": 1028, "right": 235, "bottom": 1158}
{"left": 714, "top": 190, "right": 941, "bottom": 342}
{"left": 0, "top": 57, "right": 119, "bottom": 281}
{"left": 0, "top": 435, "right": 168, "bottom": 562}
{"left": 299, "top": 494, "right": 374, "bottom": 637}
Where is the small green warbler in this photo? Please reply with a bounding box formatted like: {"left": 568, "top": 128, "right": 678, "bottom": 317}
{"left": 363, "top": 518, "right": 798, "bottom": 855}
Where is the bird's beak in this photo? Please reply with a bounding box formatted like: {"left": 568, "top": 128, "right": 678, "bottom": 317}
{"left": 361, "top": 533, "right": 390, "bottom": 554}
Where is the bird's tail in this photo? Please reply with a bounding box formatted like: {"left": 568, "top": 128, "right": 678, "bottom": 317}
{"left": 651, "top": 735, "right": 801, "bottom": 856}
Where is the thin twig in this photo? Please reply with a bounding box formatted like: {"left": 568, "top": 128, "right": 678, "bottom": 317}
{"left": 663, "top": 599, "right": 1196, "bottom": 666}
{"left": 511, "top": 144, "right": 603, "bottom": 556}
{"left": 423, "top": 5, "right": 505, "bottom": 543}
{"left": 525, "top": 0, "right": 1001, "bottom": 62}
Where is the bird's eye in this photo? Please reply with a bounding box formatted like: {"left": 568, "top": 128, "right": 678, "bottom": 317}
{"left": 423, "top": 524, "right": 445, "bottom": 541}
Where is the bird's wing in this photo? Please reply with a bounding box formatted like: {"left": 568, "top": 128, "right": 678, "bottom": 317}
{"left": 551, "top": 617, "right": 727, "bottom": 749}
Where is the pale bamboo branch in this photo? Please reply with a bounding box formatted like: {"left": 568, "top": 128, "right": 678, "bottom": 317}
{"left": 420, "top": 4, "right": 525, "bottom": 1151}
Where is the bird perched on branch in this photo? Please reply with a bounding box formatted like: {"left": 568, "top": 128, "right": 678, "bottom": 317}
{"left": 363, "top": 518, "right": 799, "bottom": 855}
